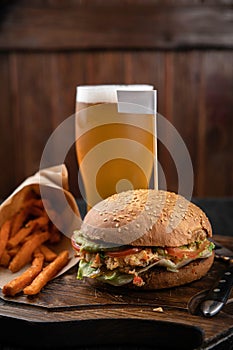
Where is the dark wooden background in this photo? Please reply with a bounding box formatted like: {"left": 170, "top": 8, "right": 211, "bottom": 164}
{"left": 0, "top": 0, "right": 232, "bottom": 200}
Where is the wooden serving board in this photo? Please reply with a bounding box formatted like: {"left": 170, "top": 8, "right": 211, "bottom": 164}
{"left": 0, "top": 235, "right": 233, "bottom": 350}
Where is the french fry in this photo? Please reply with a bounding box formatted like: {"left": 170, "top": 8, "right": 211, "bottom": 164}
{"left": 0, "top": 220, "right": 11, "bottom": 258}
{"left": 28, "top": 206, "right": 44, "bottom": 217}
{"left": 23, "top": 250, "right": 69, "bottom": 295}
{"left": 10, "top": 197, "right": 45, "bottom": 237}
{"left": 2, "top": 251, "right": 44, "bottom": 296}
{"left": 8, "top": 215, "right": 49, "bottom": 249}
{"left": 34, "top": 215, "right": 49, "bottom": 229}
{"left": 7, "top": 246, "right": 20, "bottom": 257}
{"left": 0, "top": 250, "right": 11, "bottom": 267}
{"left": 7, "top": 220, "right": 38, "bottom": 249}
{"left": 23, "top": 197, "right": 42, "bottom": 209}
{"left": 10, "top": 208, "right": 30, "bottom": 237}
{"left": 9, "top": 231, "right": 50, "bottom": 273}
{"left": 49, "top": 224, "right": 62, "bottom": 244}
{"left": 39, "top": 245, "right": 57, "bottom": 262}
{"left": 39, "top": 198, "right": 50, "bottom": 207}
{"left": 32, "top": 198, "right": 44, "bottom": 209}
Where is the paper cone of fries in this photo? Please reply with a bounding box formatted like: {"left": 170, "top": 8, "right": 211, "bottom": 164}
{"left": 0, "top": 164, "right": 81, "bottom": 294}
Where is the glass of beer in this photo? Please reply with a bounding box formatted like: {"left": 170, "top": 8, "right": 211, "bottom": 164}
{"left": 75, "top": 85, "right": 157, "bottom": 209}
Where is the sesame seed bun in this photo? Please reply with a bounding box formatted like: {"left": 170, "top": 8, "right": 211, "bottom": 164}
{"left": 81, "top": 189, "right": 212, "bottom": 248}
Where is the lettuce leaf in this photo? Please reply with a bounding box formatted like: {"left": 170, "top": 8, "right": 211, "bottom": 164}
{"left": 73, "top": 231, "right": 103, "bottom": 252}
{"left": 77, "top": 260, "right": 133, "bottom": 286}
{"left": 77, "top": 260, "right": 100, "bottom": 279}
{"left": 73, "top": 230, "right": 123, "bottom": 252}
{"left": 96, "top": 271, "right": 134, "bottom": 286}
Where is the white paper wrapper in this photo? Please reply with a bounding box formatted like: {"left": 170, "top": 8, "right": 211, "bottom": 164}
{"left": 0, "top": 164, "right": 82, "bottom": 289}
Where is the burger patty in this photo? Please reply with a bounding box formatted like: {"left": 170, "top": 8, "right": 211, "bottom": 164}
{"left": 105, "top": 249, "right": 156, "bottom": 270}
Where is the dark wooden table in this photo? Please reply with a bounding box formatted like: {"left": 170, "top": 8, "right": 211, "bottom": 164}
{"left": 0, "top": 198, "right": 232, "bottom": 350}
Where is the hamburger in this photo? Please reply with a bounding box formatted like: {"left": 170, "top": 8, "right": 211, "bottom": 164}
{"left": 72, "top": 189, "right": 214, "bottom": 289}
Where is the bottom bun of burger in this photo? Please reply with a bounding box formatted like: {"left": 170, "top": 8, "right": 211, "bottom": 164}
{"left": 135, "top": 253, "right": 215, "bottom": 290}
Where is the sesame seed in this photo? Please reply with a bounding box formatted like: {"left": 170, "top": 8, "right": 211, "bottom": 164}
{"left": 136, "top": 224, "right": 140, "bottom": 228}
{"left": 103, "top": 218, "right": 108, "bottom": 222}
{"left": 115, "top": 223, "right": 120, "bottom": 227}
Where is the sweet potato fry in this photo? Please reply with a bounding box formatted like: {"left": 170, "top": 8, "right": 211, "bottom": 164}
{"left": 34, "top": 215, "right": 49, "bottom": 229}
{"left": 28, "top": 206, "right": 44, "bottom": 217}
{"left": 0, "top": 220, "right": 11, "bottom": 258}
{"left": 10, "top": 197, "right": 45, "bottom": 237}
{"left": 33, "top": 198, "right": 44, "bottom": 209}
{"left": 0, "top": 250, "right": 11, "bottom": 267}
{"left": 10, "top": 209, "right": 30, "bottom": 237}
{"left": 39, "top": 198, "right": 50, "bottom": 207}
{"left": 9, "top": 231, "right": 50, "bottom": 273}
{"left": 7, "top": 220, "right": 38, "bottom": 249}
{"left": 23, "top": 250, "right": 69, "bottom": 295}
{"left": 24, "top": 197, "right": 43, "bottom": 209}
{"left": 2, "top": 252, "right": 44, "bottom": 296}
{"left": 8, "top": 215, "right": 49, "bottom": 249}
{"left": 39, "top": 244, "right": 57, "bottom": 262}
{"left": 49, "top": 224, "right": 62, "bottom": 244}
{"left": 7, "top": 246, "right": 20, "bottom": 257}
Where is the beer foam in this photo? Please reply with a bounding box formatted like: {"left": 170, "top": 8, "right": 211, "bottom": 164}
{"left": 76, "top": 85, "right": 154, "bottom": 103}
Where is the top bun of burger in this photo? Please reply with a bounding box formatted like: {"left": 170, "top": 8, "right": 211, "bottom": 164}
{"left": 81, "top": 189, "right": 212, "bottom": 248}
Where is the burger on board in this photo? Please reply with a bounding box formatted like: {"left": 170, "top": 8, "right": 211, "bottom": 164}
{"left": 72, "top": 189, "right": 214, "bottom": 289}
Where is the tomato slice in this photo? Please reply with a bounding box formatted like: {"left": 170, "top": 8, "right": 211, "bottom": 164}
{"left": 166, "top": 247, "right": 196, "bottom": 259}
{"left": 133, "top": 275, "right": 144, "bottom": 287}
{"left": 166, "top": 241, "right": 209, "bottom": 259}
{"left": 106, "top": 247, "right": 142, "bottom": 258}
{"left": 71, "top": 236, "right": 81, "bottom": 252}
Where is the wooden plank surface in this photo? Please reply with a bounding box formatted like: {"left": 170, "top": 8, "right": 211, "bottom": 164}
{"left": 0, "top": 1, "right": 232, "bottom": 50}
{"left": 0, "top": 49, "right": 232, "bottom": 198}
{"left": 198, "top": 51, "right": 233, "bottom": 197}
{"left": 7, "top": 53, "right": 54, "bottom": 189}
{"left": 0, "top": 54, "right": 14, "bottom": 199}
{"left": 0, "top": 235, "right": 232, "bottom": 349}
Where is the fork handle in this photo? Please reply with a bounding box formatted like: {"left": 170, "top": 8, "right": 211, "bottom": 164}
{"left": 201, "top": 264, "right": 233, "bottom": 317}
